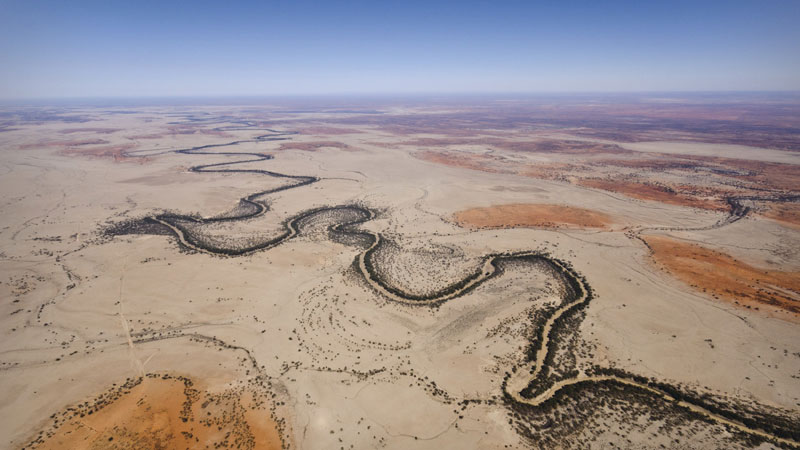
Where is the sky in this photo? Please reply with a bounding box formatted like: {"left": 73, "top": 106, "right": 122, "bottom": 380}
{"left": 0, "top": 0, "right": 798, "bottom": 98}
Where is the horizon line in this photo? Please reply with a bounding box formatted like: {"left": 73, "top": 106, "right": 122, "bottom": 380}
{"left": 2, "top": 90, "right": 800, "bottom": 106}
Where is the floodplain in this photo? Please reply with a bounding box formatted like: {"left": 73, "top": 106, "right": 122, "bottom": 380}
{"left": 1, "top": 94, "right": 799, "bottom": 449}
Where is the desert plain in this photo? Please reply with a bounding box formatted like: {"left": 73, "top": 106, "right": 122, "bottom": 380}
{"left": 0, "top": 94, "right": 799, "bottom": 449}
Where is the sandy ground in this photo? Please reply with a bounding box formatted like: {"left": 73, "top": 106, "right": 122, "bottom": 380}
{"left": 0, "top": 103, "right": 798, "bottom": 449}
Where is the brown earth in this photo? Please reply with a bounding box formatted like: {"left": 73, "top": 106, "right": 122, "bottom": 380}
{"left": 417, "top": 149, "right": 752, "bottom": 213}
{"left": 719, "top": 159, "right": 800, "bottom": 192}
{"left": 32, "top": 374, "right": 282, "bottom": 450}
{"left": 762, "top": 203, "right": 800, "bottom": 228}
{"left": 491, "top": 139, "right": 631, "bottom": 155}
{"left": 277, "top": 141, "right": 351, "bottom": 151}
{"left": 417, "top": 150, "right": 506, "bottom": 174}
{"left": 596, "top": 157, "right": 716, "bottom": 171}
{"left": 125, "top": 133, "right": 169, "bottom": 140}
{"left": 454, "top": 203, "right": 613, "bottom": 230}
{"left": 417, "top": 150, "right": 576, "bottom": 181}
{"left": 403, "top": 137, "right": 630, "bottom": 155}
{"left": 323, "top": 98, "right": 800, "bottom": 149}
{"left": 166, "top": 126, "right": 232, "bottom": 137}
{"left": 296, "top": 126, "right": 364, "bottom": 135}
{"left": 19, "top": 139, "right": 110, "bottom": 150}
{"left": 593, "top": 155, "right": 800, "bottom": 192}
{"left": 59, "top": 143, "right": 144, "bottom": 163}
{"left": 58, "top": 128, "right": 122, "bottom": 134}
{"left": 578, "top": 179, "right": 728, "bottom": 211}
{"left": 643, "top": 235, "right": 800, "bottom": 318}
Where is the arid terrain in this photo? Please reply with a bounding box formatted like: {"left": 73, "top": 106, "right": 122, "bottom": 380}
{"left": 1, "top": 94, "right": 799, "bottom": 449}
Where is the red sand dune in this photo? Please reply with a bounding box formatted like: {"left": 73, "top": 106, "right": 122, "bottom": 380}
{"left": 454, "top": 203, "right": 613, "bottom": 230}
{"left": 644, "top": 235, "right": 800, "bottom": 319}
{"left": 32, "top": 375, "right": 283, "bottom": 450}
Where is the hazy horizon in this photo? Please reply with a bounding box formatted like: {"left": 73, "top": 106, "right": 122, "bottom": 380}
{"left": 3, "top": 90, "right": 800, "bottom": 108}
{"left": 1, "top": 0, "right": 798, "bottom": 99}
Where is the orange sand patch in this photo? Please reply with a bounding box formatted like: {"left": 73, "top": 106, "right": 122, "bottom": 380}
{"left": 644, "top": 235, "right": 800, "bottom": 318}
{"left": 762, "top": 203, "right": 800, "bottom": 228}
{"left": 454, "top": 203, "right": 613, "bottom": 230}
{"left": 417, "top": 150, "right": 507, "bottom": 174}
{"left": 578, "top": 179, "right": 727, "bottom": 211}
{"left": 19, "top": 139, "right": 109, "bottom": 150}
{"left": 417, "top": 150, "right": 570, "bottom": 180}
{"left": 278, "top": 140, "right": 351, "bottom": 151}
{"left": 60, "top": 143, "right": 145, "bottom": 163}
{"left": 519, "top": 163, "right": 574, "bottom": 180}
{"left": 31, "top": 374, "right": 283, "bottom": 450}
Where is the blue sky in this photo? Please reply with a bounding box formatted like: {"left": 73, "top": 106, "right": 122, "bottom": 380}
{"left": 1, "top": 0, "right": 798, "bottom": 98}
